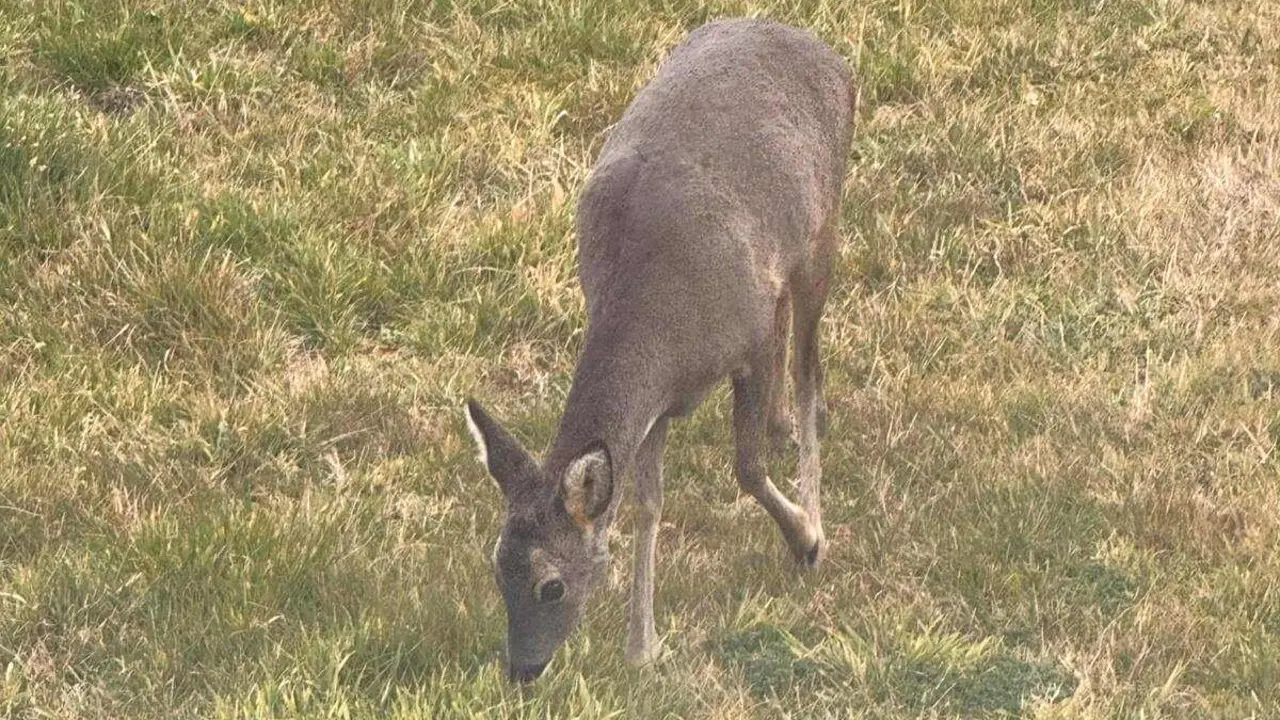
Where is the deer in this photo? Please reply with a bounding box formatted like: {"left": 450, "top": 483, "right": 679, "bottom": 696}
{"left": 463, "top": 17, "right": 855, "bottom": 683}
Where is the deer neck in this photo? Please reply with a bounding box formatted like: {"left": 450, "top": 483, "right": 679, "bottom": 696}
{"left": 544, "top": 326, "right": 669, "bottom": 486}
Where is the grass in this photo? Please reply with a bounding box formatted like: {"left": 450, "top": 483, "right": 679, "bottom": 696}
{"left": 2, "top": 0, "right": 1279, "bottom": 717}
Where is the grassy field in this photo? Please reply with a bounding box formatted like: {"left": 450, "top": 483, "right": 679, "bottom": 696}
{"left": 2, "top": 0, "right": 1279, "bottom": 716}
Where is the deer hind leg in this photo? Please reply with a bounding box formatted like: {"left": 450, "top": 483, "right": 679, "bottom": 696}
{"left": 767, "top": 291, "right": 794, "bottom": 453}
{"left": 732, "top": 359, "right": 822, "bottom": 567}
{"left": 789, "top": 228, "right": 835, "bottom": 567}
{"left": 625, "top": 418, "right": 668, "bottom": 666}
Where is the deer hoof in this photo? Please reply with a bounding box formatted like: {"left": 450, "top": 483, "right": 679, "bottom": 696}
{"left": 804, "top": 541, "right": 823, "bottom": 568}
{"left": 796, "top": 527, "right": 825, "bottom": 569}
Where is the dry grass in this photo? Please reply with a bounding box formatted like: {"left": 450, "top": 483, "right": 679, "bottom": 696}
{"left": 2, "top": 0, "right": 1279, "bottom": 717}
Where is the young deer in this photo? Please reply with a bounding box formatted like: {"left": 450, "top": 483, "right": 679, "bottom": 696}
{"left": 464, "top": 18, "right": 855, "bottom": 682}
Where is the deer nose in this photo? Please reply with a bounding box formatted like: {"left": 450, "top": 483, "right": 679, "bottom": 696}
{"left": 508, "top": 661, "right": 548, "bottom": 683}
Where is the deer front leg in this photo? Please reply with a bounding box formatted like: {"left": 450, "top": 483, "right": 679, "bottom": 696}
{"left": 626, "top": 418, "right": 668, "bottom": 666}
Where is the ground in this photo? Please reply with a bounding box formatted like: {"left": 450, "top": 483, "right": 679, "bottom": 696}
{"left": 2, "top": 0, "right": 1279, "bottom": 717}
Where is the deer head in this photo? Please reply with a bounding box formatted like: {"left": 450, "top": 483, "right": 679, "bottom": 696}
{"left": 464, "top": 400, "right": 615, "bottom": 682}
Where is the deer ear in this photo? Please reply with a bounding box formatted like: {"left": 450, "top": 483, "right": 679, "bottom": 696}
{"left": 464, "top": 399, "right": 538, "bottom": 499}
{"left": 559, "top": 443, "right": 613, "bottom": 528}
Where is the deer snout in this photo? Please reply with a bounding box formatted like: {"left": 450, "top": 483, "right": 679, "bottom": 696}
{"left": 507, "top": 660, "right": 548, "bottom": 683}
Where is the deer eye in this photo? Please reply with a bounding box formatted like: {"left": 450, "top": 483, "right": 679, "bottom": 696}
{"left": 535, "top": 578, "right": 565, "bottom": 603}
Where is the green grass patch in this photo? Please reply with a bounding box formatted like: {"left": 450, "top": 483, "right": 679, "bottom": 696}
{"left": 3, "top": 0, "right": 1280, "bottom": 716}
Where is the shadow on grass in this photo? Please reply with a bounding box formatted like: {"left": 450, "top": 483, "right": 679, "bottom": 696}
{"left": 715, "top": 621, "right": 1076, "bottom": 715}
